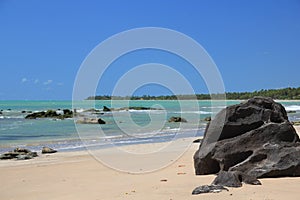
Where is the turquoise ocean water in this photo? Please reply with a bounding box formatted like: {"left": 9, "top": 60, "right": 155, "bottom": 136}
{"left": 1, "top": 100, "right": 300, "bottom": 153}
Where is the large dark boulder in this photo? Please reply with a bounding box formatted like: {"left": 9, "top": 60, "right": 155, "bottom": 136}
{"left": 193, "top": 97, "right": 300, "bottom": 189}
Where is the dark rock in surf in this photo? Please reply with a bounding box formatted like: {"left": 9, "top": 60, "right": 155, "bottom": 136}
{"left": 193, "top": 97, "right": 300, "bottom": 191}
{"left": 103, "top": 106, "right": 111, "bottom": 112}
{"left": 98, "top": 118, "right": 106, "bottom": 124}
{"left": 203, "top": 116, "right": 211, "bottom": 122}
{"left": 168, "top": 117, "right": 187, "bottom": 123}
{"left": 76, "top": 118, "right": 106, "bottom": 124}
{"left": 25, "top": 109, "right": 73, "bottom": 119}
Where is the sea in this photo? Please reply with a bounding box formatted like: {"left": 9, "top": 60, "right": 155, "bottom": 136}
{"left": 1, "top": 100, "right": 300, "bottom": 154}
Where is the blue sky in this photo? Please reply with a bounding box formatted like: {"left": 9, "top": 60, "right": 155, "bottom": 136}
{"left": 0, "top": 0, "right": 300, "bottom": 100}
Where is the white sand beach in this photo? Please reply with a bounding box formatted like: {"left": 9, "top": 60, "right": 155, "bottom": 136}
{"left": 0, "top": 127, "right": 300, "bottom": 200}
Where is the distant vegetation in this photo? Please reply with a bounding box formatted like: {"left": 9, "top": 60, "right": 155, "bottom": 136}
{"left": 86, "top": 87, "right": 300, "bottom": 100}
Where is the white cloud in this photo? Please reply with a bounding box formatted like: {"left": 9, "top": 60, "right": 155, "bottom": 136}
{"left": 43, "top": 80, "right": 53, "bottom": 85}
{"left": 21, "top": 78, "right": 27, "bottom": 83}
{"left": 34, "top": 79, "right": 39, "bottom": 84}
{"left": 57, "top": 82, "right": 64, "bottom": 86}
{"left": 263, "top": 51, "right": 270, "bottom": 55}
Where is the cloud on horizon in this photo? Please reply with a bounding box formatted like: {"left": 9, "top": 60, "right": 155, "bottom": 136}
{"left": 43, "top": 80, "right": 53, "bottom": 85}
{"left": 21, "top": 78, "right": 27, "bottom": 83}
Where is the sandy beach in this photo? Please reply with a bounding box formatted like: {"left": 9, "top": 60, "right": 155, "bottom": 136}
{"left": 0, "top": 127, "right": 300, "bottom": 200}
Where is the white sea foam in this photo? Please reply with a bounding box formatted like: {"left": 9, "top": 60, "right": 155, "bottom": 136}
{"left": 56, "top": 110, "right": 64, "bottom": 115}
{"left": 173, "top": 111, "right": 212, "bottom": 114}
{"left": 285, "top": 105, "right": 300, "bottom": 111}
{"left": 75, "top": 109, "right": 85, "bottom": 113}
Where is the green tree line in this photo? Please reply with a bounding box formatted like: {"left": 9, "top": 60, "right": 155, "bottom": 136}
{"left": 86, "top": 87, "right": 300, "bottom": 100}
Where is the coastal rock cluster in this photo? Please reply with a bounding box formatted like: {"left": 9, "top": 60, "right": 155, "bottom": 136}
{"left": 101, "top": 106, "right": 163, "bottom": 112}
{"left": 0, "top": 147, "right": 57, "bottom": 160}
{"left": 193, "top": 97, "right": 300, "bottom": 194}
{"left": 0, "top": 148, "right": 38, "bottom": 160}
{"left": 25, "top": 109, "right": 73, "bottom": 119}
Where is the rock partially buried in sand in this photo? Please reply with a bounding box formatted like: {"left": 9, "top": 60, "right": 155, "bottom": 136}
{"left": 193, "top": 97, "right": 300, "bottom": 192}
{"left": 192, "top": 185, "right": 228, "bottom": 195}
{"left": 42, "top": 147, "right": 57, "bottom": 154}
{"left": 212, "top": 171, "right": 261, "bottom": 188}
{"left": 292, "top": 121, "right": 300, "bottom": 126}
{"left": 168, "top": 117, "right": 187, "bottom": 123}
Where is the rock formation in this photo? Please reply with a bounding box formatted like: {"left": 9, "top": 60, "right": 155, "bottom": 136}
{"left": 25, "top": 109, "right": 73, "bottom": 119}
{"left": 0, "top": 148, "right": 38, "bottom": 160}
{"left": 193, "top": 97, "right": 300, "bottom": 193}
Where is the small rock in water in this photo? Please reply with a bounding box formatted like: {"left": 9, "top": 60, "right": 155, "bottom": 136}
{"left": 103, "top": 106, "right": 111, "bottom": 112}
{"left": 168, "top": 117, "right": 187, "bottom": 123}
{"left": 42, "top": 147, "right": 57, "bottom": 154}
{"left": 193, "top": 138, "right": 202, "bottom": 143}
{"left": 192, "top": 185, "right": 228, "bottom": 195}
{"left": 204, "top": 116, "right": 211, "bottom": 121}
{"left": 98, "top": 118, "right": 106, "bottom": 124}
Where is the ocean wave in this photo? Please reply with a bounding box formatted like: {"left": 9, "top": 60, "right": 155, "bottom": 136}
{"left": 172, "top": 111, "right": 212, "bottom": 114}
{"left": 201, "top": 106, "right": 226, "bottom": 109}
{"left": 75, "top": 109, "right": 85, "bottom": 113}
{"left": 285, "top": 105, "right": 300, "bottom": 111}
{"left": 127, "top": 109, "right": 165, "bottom": 113}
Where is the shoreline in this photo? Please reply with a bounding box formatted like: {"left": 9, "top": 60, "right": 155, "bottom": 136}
{"left": 0, "top": 127, "right": 299, "bottom": 199}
